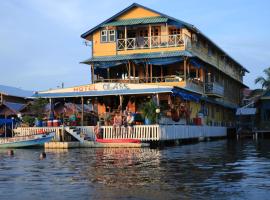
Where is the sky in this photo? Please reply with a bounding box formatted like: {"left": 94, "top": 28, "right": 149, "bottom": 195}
{"left": 0, "top": 0, "right": 270, "bottom": 91}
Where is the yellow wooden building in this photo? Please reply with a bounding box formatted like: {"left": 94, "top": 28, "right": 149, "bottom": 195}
{"left": 77, "top": 3, "right": 248, "bottom": 126}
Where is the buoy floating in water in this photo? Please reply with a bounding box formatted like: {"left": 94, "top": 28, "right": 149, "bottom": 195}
{"left": 39, "top": 152, "right": 46, "bottom": 160}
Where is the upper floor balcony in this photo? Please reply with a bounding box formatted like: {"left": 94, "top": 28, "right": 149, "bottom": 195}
{"left": 117, "top": 34, "right": 184, "bottom": 51}
{"left": 205, "top": 82, "right": 224, "bottom": 97}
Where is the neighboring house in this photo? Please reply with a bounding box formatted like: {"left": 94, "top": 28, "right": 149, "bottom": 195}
{"left": 0, "top": 85, "right": 32, "bottom": 117}
{"left": 236, "top": 89, "right": 270, "bottom": 132}
{"left": 35, "top": 3, "right": 248, "bottom": 127}
{"left": 256, "top": 90, "right": 270, "bottom": 130}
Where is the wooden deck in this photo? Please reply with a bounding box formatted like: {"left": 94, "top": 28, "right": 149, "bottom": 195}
{"left": 14, "top": 125, "right": 227, "bottom": 142}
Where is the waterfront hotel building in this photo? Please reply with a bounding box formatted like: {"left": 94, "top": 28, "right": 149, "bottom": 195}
{"left": 36, "top": 3, "right": 248, "bottom": 130}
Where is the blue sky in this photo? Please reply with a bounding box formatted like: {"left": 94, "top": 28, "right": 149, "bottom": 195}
{"left": 0, "top": 0, "right": 270, "bottom": 91}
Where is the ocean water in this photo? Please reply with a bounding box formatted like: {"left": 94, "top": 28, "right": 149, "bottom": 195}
{"left": 0, "top": 139, "right": 270, "bottom": 200}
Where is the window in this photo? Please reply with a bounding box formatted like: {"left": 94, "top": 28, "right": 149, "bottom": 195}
{"left": 101, "top": 30, "right": 116, "bottom": 43}
{"left": 151, "top": 27, "right": 160, "bottom": 36}
{"left": 108, "top": 30, "right": 116, "bottom": 42}
{"left": 196, "top": 40, "right": 200, "bottom": 48}
{"left": 208, "top": 47, "right": 212, "bottom": 57}
{"left": 139, "top": 29, "right": 148, "bottom": 37}
{"left": 101, "top": 30, "right": 107, "bottom": 42}
{"left": 170, "top": 28, "right": 181, "bottom": 35}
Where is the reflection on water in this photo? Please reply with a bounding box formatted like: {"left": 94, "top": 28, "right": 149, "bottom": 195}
{"left": 1, "top": 140, "right": 270, "bottom": 200}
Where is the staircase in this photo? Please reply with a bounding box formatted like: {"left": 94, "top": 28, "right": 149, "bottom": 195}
{"left": 65, "top": 127, "right": 85, "bottom": 143}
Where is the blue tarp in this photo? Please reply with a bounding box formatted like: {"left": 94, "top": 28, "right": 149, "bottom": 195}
{"left": 189, "top": 58, "right": 202, "bottom": 68}
{"left": 171, "top": 88, "right": 201, "bottom": 102}
{"left": 94, "top": 61, "right": 128, "bottom": 68}
{"left": 147, "top": 57, "right": 183, "bottom": 66}
{"left": 94, "top": 57, "right": 184, "bottom": 68}
{"left": 0, "top": 119, "right": 13, "bottom": 126}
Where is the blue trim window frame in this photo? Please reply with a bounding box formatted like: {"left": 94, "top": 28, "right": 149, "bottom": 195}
{"left": 100, "top": 29, "right": 116, "bottom": 43}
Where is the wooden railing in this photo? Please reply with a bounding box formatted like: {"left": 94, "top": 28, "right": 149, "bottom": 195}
{"left": 159, "top": 125, "right": 227, "bottom": 140}
{"left": 187, "top": 42, "right": 242, "bottom": 83}
{"left": 102, "top": 125, "right": 160, "bottom": 141}
{"left": 205, "top": 82, "right": 224, "bottom": 97}
{"left": 13, "top": 125, "right": 227, "bottom": 142}
{"left": 13, "top": 126, "right": 96, "bottom": 141}
{"left": 117, "top": 34, "right": 184, "bottom": 50}
{"left": 94, "top": 75, "right": 185, "bottom": 84}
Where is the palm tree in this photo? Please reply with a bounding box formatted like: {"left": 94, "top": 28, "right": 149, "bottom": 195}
{"left": 255, "top": 67, "right": 270, "bottom": 91}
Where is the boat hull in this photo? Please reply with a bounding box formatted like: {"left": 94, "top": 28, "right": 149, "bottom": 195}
{"left": 0, "top": 133, "right": 55, "bottom": 148}
{"left": 96, "top": 138, "right": 141, "bottom": 143}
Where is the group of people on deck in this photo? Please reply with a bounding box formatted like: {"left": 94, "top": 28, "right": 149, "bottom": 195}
{"left": 113, "top": 106, "right": 134, "bottom": 132}
{"left": 94, "top": 106, "right": 135, "bottom": 139}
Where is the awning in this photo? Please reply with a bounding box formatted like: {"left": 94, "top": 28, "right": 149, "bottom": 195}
{"left": 236, "top": 108, "right": 256, "bottom": 115}
{"left": 189, "top": 58, "right": 203, "bottom": 68}
{"left": 94, "top": 61, "right": 128, "bottom": 68}
{"left": 147, "top": 57, "right": 183, "bottom": 66}
{"left": 0, "top": 118, "right": 13, "bottom": 126}
{"left": 102, "top": 17, "right": 168, "bottom": 27}
{"left": 171, "top": 88, "right": 201, "bottom": 102}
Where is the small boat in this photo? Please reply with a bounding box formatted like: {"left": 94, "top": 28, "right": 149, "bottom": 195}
{"left": 96, "top": 138, "right": 141, "bottom": 143}
{"left": 0, "top": 132, "right": 55, "bottom": 148}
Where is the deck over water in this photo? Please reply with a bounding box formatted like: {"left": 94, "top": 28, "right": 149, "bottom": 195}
{"left": 14, "top": 125, "right": 227, "bottom": 143}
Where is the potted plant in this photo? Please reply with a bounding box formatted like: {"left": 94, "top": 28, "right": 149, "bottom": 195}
{"left": 140, "top": 99, "right": 158, "bottom": 125}
{"left": 22, "top": 115, "right": 35, "bottom": 127}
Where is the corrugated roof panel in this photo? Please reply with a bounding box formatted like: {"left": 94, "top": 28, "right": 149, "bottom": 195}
{"left": 81, "top": 50, "right": 193, "bottom": 63}
{"left": 0, "top": 85, "right": 33, "bottom": 98}
{"left": 102, "top": 17, "right": 168, "bottom": 27}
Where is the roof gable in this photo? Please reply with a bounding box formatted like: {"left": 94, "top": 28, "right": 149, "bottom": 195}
{"left": 116, "top": 6, "right": 160, "bottom": 20}
{"left": 81, "top": 3, "right": 189, "bottom": 39}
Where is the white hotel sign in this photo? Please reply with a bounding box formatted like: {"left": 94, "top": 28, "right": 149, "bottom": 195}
{"left": 39, "top": 83, "right": 172, "bottom": 94}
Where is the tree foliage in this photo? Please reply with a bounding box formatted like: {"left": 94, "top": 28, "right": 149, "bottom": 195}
{"left": 255, "top": 67, "right": 270, "bottom": 90}
{"left": 29, "top": 98, "right": 48, "bottom": 119}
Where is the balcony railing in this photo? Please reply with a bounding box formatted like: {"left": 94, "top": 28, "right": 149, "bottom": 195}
{"left": 205, "top": 82, "right": 224, "bottom": 97}
{"left": 94, "top": 75, "right": 185, "bottom": 84}
{"left": 117, "top": 34, "right": 184, "bottom": 50}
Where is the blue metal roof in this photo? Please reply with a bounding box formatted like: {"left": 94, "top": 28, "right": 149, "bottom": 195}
{"left": 0, "top": 85, "right": 33, "bottom": 98}
{"left": 33, "top": 87, "right": 173, "bottom": 99}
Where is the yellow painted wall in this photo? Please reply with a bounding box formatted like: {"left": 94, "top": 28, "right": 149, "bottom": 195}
{"left": 92, "top": 30, "right": 117, "bottom": 56}
{"left": 117, "top": 7, "right": 160, "bottom": 20}
{"left": 190, "top": 101, "right": 200, "bottom": 119}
